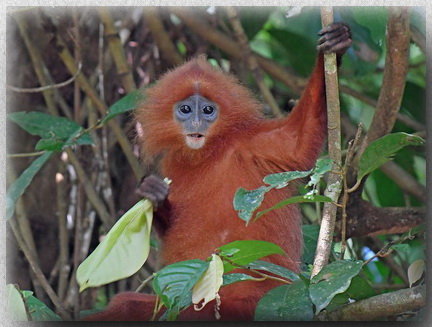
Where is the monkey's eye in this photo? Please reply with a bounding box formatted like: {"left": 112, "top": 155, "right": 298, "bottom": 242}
{"left": 202, "top": 106, "right": 215, "bottom": 115}
{"left": 179, "top": 105, "right": 192, "bottom": 114}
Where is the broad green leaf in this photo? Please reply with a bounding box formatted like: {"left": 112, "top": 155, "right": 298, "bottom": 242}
{"left": 324, "top": 275, "right": 376, "bottom": 312}
{"left": 309, "top": 260, "right": 363, "bottom": 313}
{"left": 247, "top": 260, "right": 299, "bottom": 282}
{"left": 192, "top": 254, "right": 224, "bottom": 310}
{"left": 233, "top": 186, "right": 268, "bottom": 224}
{"left": 8, "top": 111, "right": 93, "bottom": 151}
{"left": 222, "top": 273, "right": 257, "bottom": 286}
{"left": 6, "top": 151, "right": 53, "bottom": 220}
{"left": 235, "top": 159, "right": 333, "bottom": 224}
{"left": 408, "top": 259, "right": 425, "bottom": 287}
{"left": 218, "top": 240, "right": 285, "bottom": 273}
{"left": 255, "top": 195, "right": 332, "bottom": 221}
{"left": 357, "top": 132, "right": 425, "bottom": 182}
{"left": 153, "top": 259, "right": 209, "bottom": 311}
{"left": 255, "top": 280, "right": 313, "bottom": 321}
{"left": 6, "top": 284, "right": 28, "bottom": 321}
{"left": 76, "top": 199, "right": 153, "bottom": 292}
{"left": 101, "top": 89, "right": 145, "bottom": 124}
{"left": 21, "top": 291, "right": 61, "bottom": 321}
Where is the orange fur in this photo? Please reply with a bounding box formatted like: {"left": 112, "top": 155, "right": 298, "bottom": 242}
{"left": 86, "top": 53, "right": 327, "bottom": 321}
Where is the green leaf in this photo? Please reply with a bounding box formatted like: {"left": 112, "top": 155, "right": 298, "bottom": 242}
{"left": 76, "top": 199, "right": 153, "bottom": 291}
{"left": 8, "top": 111, "right": 93, "bottom": 151}
{"left": 255, "top": 280, "right": 313, "bottom": 321}
{"left": 101, "top": 89, "right": 145, "bottom": 124}
{"left": 222, "top": 273, "right": 257, "bottom": 286}
{"left": 247, "top": 260, "right": 299, "bottom": 282}
{"left": 233, "top": 186, "right": 268, "bottom": 224}
{"left": 301, "top": 225, "right": 320, "bottom": 265}
{"left": 153, "top": 259, "right": 209, "bottom": 312}
{"left": 309, "top": 260, "right": 363, "bottom": 313}
{"left": 218, "top": 240, "right": 285, "bottom": 273}
{"left": 6, "top": 151, "right": 53, "bottom": 220}
{"left": 255, "top": 195, "right": 332, "bottom": 221}
{"left": 263, "top": 170, "right": 312, "bottom": 188}
{"left": 306, "top": 158, "right": 333, "bottom": 192}
{"left": 22, "top": 291, "right": 62, "bottom": 321}
{"left": 6, "top": 284, "right": 28, "bottom": 321}
{"left": 357, "top": 132, "right": 425, "bottom": 182}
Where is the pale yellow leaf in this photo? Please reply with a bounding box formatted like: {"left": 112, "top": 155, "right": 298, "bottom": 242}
{"left": 192, "top": 254, "right": 224, "bottom": 311}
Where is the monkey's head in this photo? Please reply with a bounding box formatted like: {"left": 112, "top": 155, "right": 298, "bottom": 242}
{"left": 136, "top": 55, "right": 262, "bottom": 160}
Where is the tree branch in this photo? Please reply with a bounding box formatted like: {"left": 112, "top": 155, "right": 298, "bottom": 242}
{"left": 317, "top": 285, "right": 425, "bottom": 321}
{"left": 336, "top": 196, "right": 425, "bottom": 238}
{"left": 354, "top": 7, "right": 411, "bottom": 168}
{"left": 311, "top": 7, "right": 343, "bottom": 277}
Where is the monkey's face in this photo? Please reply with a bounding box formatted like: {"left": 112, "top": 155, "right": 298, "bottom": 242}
{"left": 173, "top": 94, "right": 219, "bottom": 149}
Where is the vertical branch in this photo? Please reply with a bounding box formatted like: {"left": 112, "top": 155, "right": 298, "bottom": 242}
{"left": 352, "top": 7, "right": 410, "bottom": 173}
{"left": 98, "top": 7, "right": 138, "bottom": 92}
{"left": 311, "top": 7, "right": 343, "bottom": 278}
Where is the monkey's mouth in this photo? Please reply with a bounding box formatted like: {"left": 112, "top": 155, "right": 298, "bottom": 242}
{"left": 185, "top": 133, "right": 206, "bottom": 149}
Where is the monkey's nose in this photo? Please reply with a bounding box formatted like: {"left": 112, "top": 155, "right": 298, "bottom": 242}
{"left": 191, "top": 119, "right": 202, "bottom": 127}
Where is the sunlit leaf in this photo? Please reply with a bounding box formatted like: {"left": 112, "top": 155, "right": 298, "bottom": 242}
{"left": 192, "top": 254, "right": 224, "bottom": 310}
{"left": 218, "top": 240, "right": 285, "bottom": 273}
{"left": 6, "top": 151, "right": 53, "bottom": 220}
{"left": 255, "top": 280, "right": 313, "bottom": 321}
{"left": 76, "top": 199, "right": 153, "bottom": 291}
{"left": 6, "top": 284, "right": 28, "bottom": 321}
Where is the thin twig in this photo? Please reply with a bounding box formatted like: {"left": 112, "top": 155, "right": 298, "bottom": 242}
{"left": 135, "top": 274, "right": 155, "bottom": 293}
{"left": 6, "top": 63, "right": 82, "bottom": 93}
{"left": 7, "top": 151, "right": 46, "bottom": 158}
{"left": 340, "top": 123, "right": 363, "bottom": 259}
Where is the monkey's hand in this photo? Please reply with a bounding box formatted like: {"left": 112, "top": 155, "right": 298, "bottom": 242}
{"left": 136, "top": 174, "right": 170, "bottom": 209}
{"left": 317, "top": 22, "right": 351, "bottom": 56}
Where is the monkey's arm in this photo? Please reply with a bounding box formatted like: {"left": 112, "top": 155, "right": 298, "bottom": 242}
{"left": 136, "top": 174, "right": 171, "bottom": 235}
{"left": 249, "top": 23, "right": 351, "bottom": 171}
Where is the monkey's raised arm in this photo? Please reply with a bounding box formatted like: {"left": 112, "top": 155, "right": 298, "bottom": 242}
{"left": 248, "top": 22, "right": 351, "bottom": 172}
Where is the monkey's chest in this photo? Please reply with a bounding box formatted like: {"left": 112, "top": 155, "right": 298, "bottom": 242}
{"left": 159, "top": 156, "right": 295, "bottom": 265}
